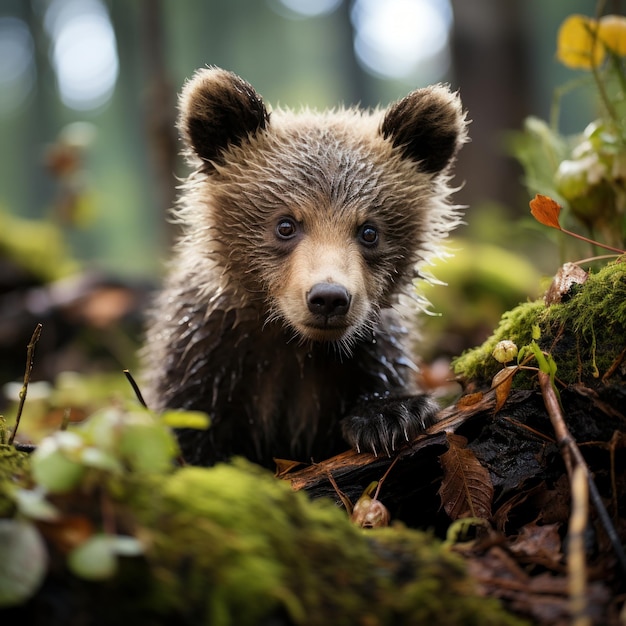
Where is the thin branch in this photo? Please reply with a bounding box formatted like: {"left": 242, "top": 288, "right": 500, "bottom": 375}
{"left": 538, "top": 371, "right": 626, "bottom": 576}
{"left": 568, "top": 464, "right": 591, "bottom": 626}
{"left": 124, "top": 369, "right": 148, "bottom": 408}
{"left": 8, "top": 324, "right": 43, "bottom": 445}
{"left": 560, "top": 226, "right": 625, "bottom": 255}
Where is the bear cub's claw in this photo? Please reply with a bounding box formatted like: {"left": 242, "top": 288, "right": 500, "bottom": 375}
{"left": 341, "top": 395, "right": 439, "bottom": 457}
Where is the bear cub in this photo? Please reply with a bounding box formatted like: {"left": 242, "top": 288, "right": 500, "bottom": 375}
{"left": 142, "top": 67, "right": 468, "bottom": 467}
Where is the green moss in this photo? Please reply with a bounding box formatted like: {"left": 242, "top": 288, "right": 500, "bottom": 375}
{"left": 0, "top": 445, "right": 29, "bottom": 517}
{"left": 453, "top": 261, "right": 626, "bottom": 387}
{"left": 1, "top": 412, "right": 527, "bottom": 625}
{"left": 0, "top": 209, "right": 77, "bottom": 282}
{"left": 452, "top": 300, "right": 544, "bottom": 385}
{"left": 128, "top": 460, "right": 525, "bottom": 626}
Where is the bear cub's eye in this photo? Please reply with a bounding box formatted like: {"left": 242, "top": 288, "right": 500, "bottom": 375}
{"left": 276, "top": 218, "right": 298, "bottom": 240}
{"left": 358, "top": 223, "right": 379, "bottom": 247}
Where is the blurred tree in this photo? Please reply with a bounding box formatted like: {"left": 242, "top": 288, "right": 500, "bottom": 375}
{"left": 139, "top": 0, "right": 178, "bottom": 248}
{"left": 450, "top": 0, "right": 530, "bottom": 211}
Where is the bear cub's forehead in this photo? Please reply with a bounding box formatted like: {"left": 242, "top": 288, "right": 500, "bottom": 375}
{"left": 214, "top": 109, "right": 405, "bottom": 195}
{"left": 230, "top": 109, "right": 390, "bottom": 163}
{"left": 213, "top": 126, "right": 405, "bottom": 218}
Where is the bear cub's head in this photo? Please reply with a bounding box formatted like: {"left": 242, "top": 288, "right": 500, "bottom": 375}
{"left": 176, "top": 68, "right": 467, "bottom": 350}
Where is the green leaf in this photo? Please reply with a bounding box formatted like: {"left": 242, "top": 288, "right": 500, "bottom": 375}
{"left": 14, "top": 488, "right": 60, "bottom": 522}
{"left": 529, "top": 340, "right": 550, "bottom": 374}
{"left": 68, "top": 535, "right": 118, "bottom": 581}
{"left": 517, "top": 344, "right": 529, "bottom": 365}
{"left": 0, "top": 520, "right": 48, "bottom": 607}
{"left": 31, "top": 435, "right": 86, "bottom": 493}
{"left": 160, "top": 409, "right": 211, "bottom": 430}
{"left": 119, "top": 422, "right": 178, "bottom": 473}
{"left": 67, "top": 534, "right": 143, "bottom": 581}
{"left": 79, "top": 447, "right": 124, "bottom": 473}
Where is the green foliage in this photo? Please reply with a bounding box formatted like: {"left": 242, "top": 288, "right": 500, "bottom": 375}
{"left": 507, "top": 116, "right": 569, "bottom": 203}
{"left": 0, "top": 405, "right": 526, "bottom": 625}
{"left": 0, "top": 208, "right": 77, "bottom": 282}
{"left": 510, "top": 12, "right": 626, "bottom": 253}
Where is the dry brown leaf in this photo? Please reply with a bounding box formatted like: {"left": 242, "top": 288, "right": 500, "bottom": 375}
{"left": 273, "top": 458, "right": 304, "bottom": 477}
{"left": 530, "top": 194, "right": 562, "bottom": 230}
{"left": 457, "top": 392, "right": 484, "bottom": 409}
{"left": 438, "top": 432, "right": 494, "bottom": 521}
{"left": 493, "top": 481, "right": 548, "bottom": 532}
{"left": 491, "top": 366, "right": 516, "bottom": 413}
{"left": 544, "top": 262, "right": 588, "bottom": 305}
{"left": 509, "top": 522, "right": 564, "bottom": 570}
{"left": 39, "top": 515, "right": 94, "bottom": 554}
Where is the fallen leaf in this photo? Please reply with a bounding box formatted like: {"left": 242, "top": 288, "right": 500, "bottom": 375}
{"left": 509, "top": 522, "right": 564, "bottom": 570}
{"left": 457, "top": 392, "right": 483, "bottom": 409}
{"left": 274, "top": 458, "right": 304, "bottom": 477}
{"left": 40, "top": 515, "right": 94, "bottom": 554}
{"left": 529, "top": 194, "right": 563, "bottom": 230}
{"left": 491, "top": 366, "right": 516, "bottom": 413}
{"left": 493, "top": 481, "right": 548, "bottom": 532}
{"left": 438, "top": 433, "right": 494, "bottom": 521}
{"left": 544, "top": 262, "right": 589, "bottom": 305}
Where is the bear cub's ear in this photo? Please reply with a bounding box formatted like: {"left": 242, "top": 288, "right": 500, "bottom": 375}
{"left": 178, "top": 67, "right": 270, "bottom": 167}
{"left": 381, "top": 85, "right": 467, "bottom": 175}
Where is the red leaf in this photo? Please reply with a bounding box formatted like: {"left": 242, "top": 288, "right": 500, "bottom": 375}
{"left": 530, "top": 194, "right": 562, "bottom": 230}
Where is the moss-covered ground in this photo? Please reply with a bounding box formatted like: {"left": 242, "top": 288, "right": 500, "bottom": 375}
{"left": 453, "top": 261, "right": 626, "bottom": 388}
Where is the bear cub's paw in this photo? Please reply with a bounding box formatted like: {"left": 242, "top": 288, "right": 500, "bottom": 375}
{"left": 341, "top": 395, "right": 439, "bottom": 456}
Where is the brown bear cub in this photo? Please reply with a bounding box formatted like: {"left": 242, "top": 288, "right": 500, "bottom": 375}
{"left": 142, "top": 67, "right": 468, "bottom": 467}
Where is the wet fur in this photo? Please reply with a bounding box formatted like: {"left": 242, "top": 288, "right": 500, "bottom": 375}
{"left": 142, "top": 68, "right": 468, "bottom": 467}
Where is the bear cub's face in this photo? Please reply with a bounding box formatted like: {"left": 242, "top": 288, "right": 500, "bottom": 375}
{"left": 177, "top": 68, "right": 467, "bottom": 350}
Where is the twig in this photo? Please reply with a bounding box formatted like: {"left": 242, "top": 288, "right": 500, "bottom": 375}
{"left": 568, "top": 464, "right": 591, "bottom": 626}
{"left": 538, "top": 370, "right": 573, "bottom": 476}
{"left": 325, "top": 470, "right": 353, "bottom": 514}
{"left": 538, "top": 371, "right": 626, "bottom": 576}
{"left": 373, "top": 454, "right": 400, "bottom": 500}
{"left": 61, "top": 408, "right": 72, "bottom": 431}
{"left": 124, "top": 369, "right": 148, "bottom": 408}
{"left": 8, "top": 324, "right": 42, "bottom": 445}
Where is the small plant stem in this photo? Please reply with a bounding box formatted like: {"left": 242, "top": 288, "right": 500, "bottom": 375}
{"left": 9, "top": 324, "right": 43, "bottom": 445}
{"left": 591, "top": 62, "right": 620, "bottom": 126}
{"left": 124, "top": 369, "right": 148, "bottom": 408}
{"left": 560, "top": 226, "right": 625, "bottom": 255}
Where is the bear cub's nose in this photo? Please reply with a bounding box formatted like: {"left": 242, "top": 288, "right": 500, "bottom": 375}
{"left": 307, "top": 283, "right": 351, "bottom": 317}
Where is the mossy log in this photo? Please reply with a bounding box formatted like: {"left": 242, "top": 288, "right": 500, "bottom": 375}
{"left": 0, "top": 450, "right": 523, "bottom": 626}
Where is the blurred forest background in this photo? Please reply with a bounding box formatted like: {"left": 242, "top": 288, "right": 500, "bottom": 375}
{"left": 0, "top": 0, "right": 614, "bottom": 407}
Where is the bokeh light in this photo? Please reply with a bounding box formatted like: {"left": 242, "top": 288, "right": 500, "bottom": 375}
{"left": 352, "top": 0, "right": 453, "bottom": 81}
{"left": 44, "top": 0, "right": 119, "bottom": 111}
{"left": 277, "top": 0, "right": 343, "bottom": 18}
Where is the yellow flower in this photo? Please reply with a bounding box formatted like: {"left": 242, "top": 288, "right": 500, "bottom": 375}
{"left": 598, "top": 14, "right": 626, "bottom": 56}
{"left": 556, "top": 14, "right": 605, "bottom": 69}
